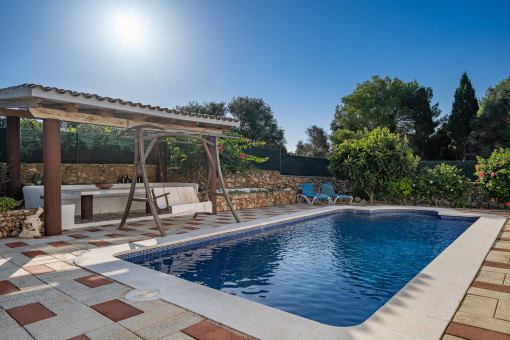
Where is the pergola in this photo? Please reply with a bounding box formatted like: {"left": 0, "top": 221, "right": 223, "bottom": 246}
{"left": 0, "top": 84, "right": 241, "bottom": 236}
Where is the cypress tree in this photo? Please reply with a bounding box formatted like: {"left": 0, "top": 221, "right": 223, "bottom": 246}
{"left": 447, "top": 72, "right": 479, "bottom": 160}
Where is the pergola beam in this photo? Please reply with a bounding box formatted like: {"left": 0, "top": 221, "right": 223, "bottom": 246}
{"left": 28, "top": 107, "right": 227, "bottom": 134}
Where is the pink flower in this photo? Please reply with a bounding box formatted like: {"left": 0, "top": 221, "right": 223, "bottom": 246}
{"left": 495, "top": 149, "right": 498, "bottom": 152}
{"left": 506, "top": 202, "right": 510, "bottom": 206}
{"left": 492, "top": 198, "right": 495, "bottom": 202}
{"left": 219, "top": 144, "right": 224, "bottom": 150}
{"left": 491, "top": 172, "right": 495, "bottom": 176}
{"left": 479, "top": 173, "right": 484, "bottom": 177}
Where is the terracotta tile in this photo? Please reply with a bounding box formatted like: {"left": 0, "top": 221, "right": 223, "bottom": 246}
{"left": 161, "top": 223, "right": 173, "bottom": 226}
{"left": 5, "top": 241, "right": 28, "bottom": 248}
{"left": 91, "top": 299, "right": 142, "bottom": 322}
{"left": 149, "top": 227, "right": 159, "bottom": 230}
{"left": 498, "top": 238, "right": 510, "bottom": 241}
{"left": 141, "top": 233, "right": 160, "bottom": 237}
{"left": 183, "top": 226, "right": 200, "bottom": 230}
{"left": 89, "top": 241, "right": 113, "bottom": 247}
{"left": 74, "top": 274, "right": 113, "bottom": 288}
{"left": 0, "top": 280, "right": 20, "bottom": 295}
{"left": 483, "top": 261, "right": 510, "bottom": 269}
{"left": 118, "top": 227, "right": 134, "bottom": 231}
{"left": 48, "top": 241, "right": 72, "bottom": 247}
{"left": 471, "top": 281, "right": 510, "bottom": 294}
{"left": 129, "top": 239, "right": 144, "bottom": 243}
{"left": 84, "top": 227, "right": 102, "bottom": 232}
{"left": 176, "top": 231, "right": 188, "bottom": 234}
{"left": 445, "top": 321, "right": 510, "bottom": 340}
{"left": 492, "top": 247, "right": 510, "bottom": 253}
{"left": 21, "top": 250, "right": 48, "bottom": 258}
{"left": 104, "top": 233, "right": 124, "bottom": 238}
{"left": 182, "top": 320, "right": 248, "bottom": 340}
{"left": 6, "top": 302, "right": 56, "bottom": 326}
{"left": 68, "top": 234, "right": 89, "bottom": 239}
{"left": 67, "top": 335, "right": 89, "bottom": 340}
{"left": 23, "top": 264, "right": 56, "bottom": 275}
{"left": 128, "top": 223, "right": 144, "bottom": 226}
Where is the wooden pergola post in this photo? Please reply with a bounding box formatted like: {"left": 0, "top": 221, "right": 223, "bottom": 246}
{"left": 157, "top": 141, "right": 167, "bottom": 183}
{"left": 206, "top": 136, "right": 218, "bottom": 215}
{"left": 6, "top": 116, "right": 21, "bottom": 200}
{"left": 43, "top": 119, "right": 62, "bottom": 236}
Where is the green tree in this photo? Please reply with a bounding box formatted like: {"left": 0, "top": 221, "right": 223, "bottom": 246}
{"left": 406, "top": 87, "right": 441, "bottom": 157}
{"left": 331, "top": 76, "right": 440, "bottom": 157}
{"left": 176, "top": 101, "right": 228, "bottom": 117}
{"left": 228, "top": 96, "right": 287, "bottom": 151}
{"left": 295, "top": 125, "right": 330, "bottom": 158}
{"left": 328, "top": 127, "right": 419, "bottom": 203}
{"left": 469, "top": 77, "right": 510, "bottom": 157}
{"left": 445, "top": 72, "right": 479, "bottom": 160}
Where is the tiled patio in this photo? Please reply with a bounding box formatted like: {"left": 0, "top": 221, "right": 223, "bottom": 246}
{"left": 0, "top": 204, "right": 508, "bottom": 340}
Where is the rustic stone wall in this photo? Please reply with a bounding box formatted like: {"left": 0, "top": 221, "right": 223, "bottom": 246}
{"left": 217, "top": 190, "right": 298, "bottom": 212}
{"left": 0, "top": 208, "right": 43, "bottom": 238}
{"left": 14, "top": 163, "right": 158, "bottom": 185}
{"left": 221, "top": 170, "right": 351, "bottom": 193}
{"left": 12, "top": 164, "right": 349, "bottom": 192}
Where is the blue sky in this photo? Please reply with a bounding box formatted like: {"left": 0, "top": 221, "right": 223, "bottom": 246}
{"left": 1, "top": 0, "right": 509, "bottom": 151}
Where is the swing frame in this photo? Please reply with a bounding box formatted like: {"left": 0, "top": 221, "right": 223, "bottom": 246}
{"left": 118, "top": 125, "right": 241, "bottom": 236}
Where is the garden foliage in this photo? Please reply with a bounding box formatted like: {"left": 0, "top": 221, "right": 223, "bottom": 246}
{"left": 0, "top": 197, "right": 18, "bottom": 212}
{"left": 328, "top": 127, "right": 419, "bottom": 203}
{"left": 167, "top": 132, "right": 267, "bottom": 184}
{"left": 413, "top": 164, "right": 471, "bottom": 207}
{"left": 475, "top": 148, "right": 510, "bottom": 206}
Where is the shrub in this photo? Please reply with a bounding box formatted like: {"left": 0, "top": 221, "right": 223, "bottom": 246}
{"left": 0, "top": 197, "right": 18, "bottom": 212}
{"left": 328, "top": 127, "right": 419, "bottom": 203}
{"left": 414, "top": 164, "right": 471, "bottom": 207}
{"left": 475, "top": 148, "right": 510, "bottom": 206}
{"left": 382, "top": 177, "right": 414, "bottom": 204}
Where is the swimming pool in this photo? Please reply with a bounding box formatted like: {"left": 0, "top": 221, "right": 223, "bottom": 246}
{"left": 119, "top": 210, "right": 476, "bottom": 326}
{"left": 77, "top": 206, "right": 504, "bottom": 339}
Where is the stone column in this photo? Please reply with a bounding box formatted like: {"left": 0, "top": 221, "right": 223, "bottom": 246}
{"left": 6, "top": 117, "right": 21, "bottom": 200}
{"left": 43, "top": 119, "right": 62, "bottom": 236}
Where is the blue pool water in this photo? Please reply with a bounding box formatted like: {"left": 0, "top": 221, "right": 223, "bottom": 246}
{"left": 122, "top": 211, "right": 476, "bottom": 326}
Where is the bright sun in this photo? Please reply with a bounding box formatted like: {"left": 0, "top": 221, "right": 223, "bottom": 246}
{"left": 114, "top": 14, "right": 144, "bottom": 44}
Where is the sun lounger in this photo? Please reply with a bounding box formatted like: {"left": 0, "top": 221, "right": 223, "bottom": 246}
{"left": 297, "top": 184, "right": 332, "bottom": 205}
{"left": 320, "top": 183, "right": 353, "bottom": 204}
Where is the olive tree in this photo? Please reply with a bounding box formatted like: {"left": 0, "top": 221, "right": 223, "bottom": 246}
{"left": 328, "top": 127, "right": 419, "bottom": 203}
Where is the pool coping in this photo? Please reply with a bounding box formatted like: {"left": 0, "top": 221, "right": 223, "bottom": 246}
{"left": 75, "top": 205, "right": 506, "bottom": 340}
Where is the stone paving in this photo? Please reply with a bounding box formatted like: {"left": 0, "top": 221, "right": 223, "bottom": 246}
{"left": 0, "top": 204, "right": 509, "bottom": 340}
{"left": 0, "top": 204, "right": 318, "bottom": 340}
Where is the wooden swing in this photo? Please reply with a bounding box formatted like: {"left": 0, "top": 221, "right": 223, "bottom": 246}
{"left": 118, "top": 126, "right": 241, "bottom": 236}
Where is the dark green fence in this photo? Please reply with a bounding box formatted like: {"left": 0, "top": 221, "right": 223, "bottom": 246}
{"left": 0, "top": 128, "right": 479, "bottom": 178}
{"left": 0, "top": 128, "right": 158, "bottom": 164}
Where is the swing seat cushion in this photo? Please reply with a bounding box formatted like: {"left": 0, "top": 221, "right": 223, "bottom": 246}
{"left": 153, "top": 187, "right": 211, "bottom": 215}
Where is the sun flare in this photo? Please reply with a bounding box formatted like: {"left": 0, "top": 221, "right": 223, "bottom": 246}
{"left": 114, "top": 14, "right": 144, "bottom": 44}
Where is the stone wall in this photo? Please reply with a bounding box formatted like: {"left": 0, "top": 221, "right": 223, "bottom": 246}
{"left": 16, "top": 163, "right": 158, "bottom": 185}
{"left": 221, "top": 170, "right": 350, "bottom": 193}
{"left": 0, "top": 208, "right": 43, "bottom": 238}
{"left": 13, "top": 164, "right": 348, "bottom": 192}
{"left": 217, "top": 190, "right": 299, "bottom": 212}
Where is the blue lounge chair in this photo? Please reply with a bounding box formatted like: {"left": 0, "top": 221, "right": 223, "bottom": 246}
{"left": 320, "top": 183, "right": 353, "bottom": 204}
{"left": 297, "top": 184, "right": 332, "bottom": 205}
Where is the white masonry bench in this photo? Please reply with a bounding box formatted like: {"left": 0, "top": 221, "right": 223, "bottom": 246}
{"left": 22, "top": 183, "right": 200, "bottom": 220}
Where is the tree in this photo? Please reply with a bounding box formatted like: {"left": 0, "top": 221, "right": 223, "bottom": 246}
{"left": 331, "top": 76, "right": 440, "bottom": 156}
{"left": 295, "top": 125, "right": 330, "bottom": 158}
{"left": 469, "top": 77, "right": 510, "bottom": 157}
{"left": 406, "top": 87, "right": 441, "bottom": 157}
{"left": 445, "top": 72, "right": 479, "bottom": 160}
{"left": 176, "top": 101, "right": 227, "bottom": 117}
{"left": 228, "top": 96, "right": 287, "bottom": 151}
{"left": 328, "top": 127, "right": 419, "bottom": 203}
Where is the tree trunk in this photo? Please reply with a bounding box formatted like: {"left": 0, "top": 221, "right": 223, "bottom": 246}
{"left": 370, "top": 191, "right": 374, "bottom": 204}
